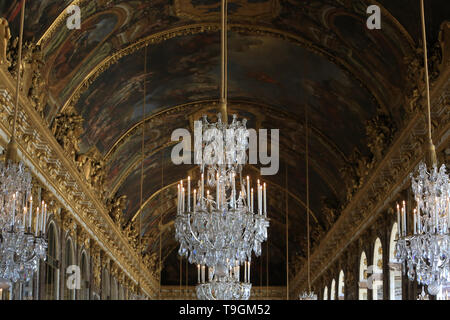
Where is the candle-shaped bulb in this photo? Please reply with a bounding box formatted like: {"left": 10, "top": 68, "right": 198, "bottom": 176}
{"left": 263, "top": 183, "right": 267, "bottom": 216}
{"left": 193, "top": 189, "right": 197, "bottom": 213}
{"left": 35, "top": 207, "right": 39, "bottom": 236}
{"left": 23, "top": 207, "right": 27, "bottom": 228}
{"left": 251, "top": 188, "right": 254, "bottom": 213}
{"left": 187, "top": 176, "right": 191, "bottom": 212}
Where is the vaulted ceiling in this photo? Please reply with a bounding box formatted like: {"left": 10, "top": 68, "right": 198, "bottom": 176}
{"left": 2, "top": 0, "right": 448, "bottom": 286}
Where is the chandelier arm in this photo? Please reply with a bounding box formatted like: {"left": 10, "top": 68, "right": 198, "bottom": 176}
{"left": 186, "top": 214, "right": 202, "bottom": 244}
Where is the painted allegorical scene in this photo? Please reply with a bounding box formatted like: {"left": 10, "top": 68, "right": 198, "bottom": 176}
{"left": 75, "top": 32, "right": 378, "bottom": 160}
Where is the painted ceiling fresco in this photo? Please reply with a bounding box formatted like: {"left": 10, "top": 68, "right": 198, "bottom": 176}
{"left": 2, "top": 0, "right": 448, "bottom": 285}
{"left": 74, "top": 31, "right": 379, "bottom": 160}
{"left": 2, "top": 0, "right": 418, "bottom": 120}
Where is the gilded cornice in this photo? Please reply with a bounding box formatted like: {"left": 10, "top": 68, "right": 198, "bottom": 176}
{"left": 36, "top": 0, "right": 90, "bottom": 47}
{"left": 290, "top": 69, "right": 450, "bottom": 296}
{"left": 159, "top": 286, "right": 286, "bottom": 300}
{"left": 0, "top": 69, "right": 158, "bottom": 298}
{"left": 59, "top": 24, "right": 221, "bottom": 115}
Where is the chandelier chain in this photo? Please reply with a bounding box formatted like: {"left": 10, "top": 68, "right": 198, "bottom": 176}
{"left": 420, "top": 0, "right": 432, "bottom": 142}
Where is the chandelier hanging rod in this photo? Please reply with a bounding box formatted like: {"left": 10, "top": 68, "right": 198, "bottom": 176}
{"left": 306, "top": 105, "right": 311, "bottom": 293}
{"left": 137, "top": 45, "right": 148, "bottom": 299}
{"left": 219, "top": 0, "right": 228, "bottom": 123}
{"left": 6, "top": 0, "right": 26, "bottom": 163}
{"left": 420, "top": 0, "right": 437, "bottom": 166}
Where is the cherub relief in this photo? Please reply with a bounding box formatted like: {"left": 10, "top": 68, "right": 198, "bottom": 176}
{"left": 27, "top": 44, "right": 48, "bottom": 117}
{"left": 366, "top": 114, "right": 396, "bottom": 163}
{"left": 321, "top": 196, "right": 340, "bottom": 230}
{"left": 51, "top": 112, "right": 84, "bottom": 161}
{"left": 108, "top": 194, "right": 128, "bottom": 227}
{"left": 0, "top": 18, "right": 11, "bottom": 66}
{"left": 124, "top": 221, "right": 139, "bottom": 249}
{"left": 340, "top": 148, "right": 372, "bottom": 202}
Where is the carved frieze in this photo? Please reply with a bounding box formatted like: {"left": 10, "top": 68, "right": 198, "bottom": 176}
{"left": 0, "top": 73, "right": 158, "bottom": 297}
{"left": 51, "top": 110, "right": 83, "bottom": 162}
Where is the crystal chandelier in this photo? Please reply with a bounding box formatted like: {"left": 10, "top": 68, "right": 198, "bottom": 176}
{"left": 0, "top": 170, "right": 48, "bottom": 283}
{"left": 0, "top": 0, "right": 47, "bottom": 284}
{"left": 174, "top": 114, "right": 269, "bottom": 299}
{"left": 395, "top": 0, "right": 449, "bottom": 297}
{"left": 175, "top": 114, "right": 269, "bottom": 271}
{"left": 174, "top": 0, "right": 269, "bottom": 300}
{"left": 395, "top": 164, "right": 449, "bottom": 295}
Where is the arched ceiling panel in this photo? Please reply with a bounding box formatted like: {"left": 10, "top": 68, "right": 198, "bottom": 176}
{"left": 115, "top": 144, "right": 196, "bottom": 220}
{"left": 74, "top": 32, "right": 379, "bottom": 158}
{"left": 2, "top": 0, "right": 417, "bottom": 126}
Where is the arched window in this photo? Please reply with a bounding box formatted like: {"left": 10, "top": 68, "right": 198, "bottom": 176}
{"left": 389, "top": 223, "right": 402, "bottom": 300}
{"left": 373, "top": 238, "right": 383, "bottom": 300}
{"left": 330, "top": 279, "right": 336, "bottom": 300}
{"left": 111, "top": 277, "right": 118, "bottom": 300}
{"left": 119, "top": 284, "right": 125, "bottom": 300}
{"left": 44, "top": 222, "right": 59, "bottom": 300}
{"left": 359, "top": 251, "right": 368, "bottom": 300}
{"left": 338, "top": 270, "right": 345, "bottom": 300}
{"left": 64, "top": 238, "right": 75, "bottom": 300}
{"left": 79, "top": 251, "right": 89, "bottom": 300}
{"left": 102, "top": 268, "right": 111, "bottom": 300}
{"left": 323, "top": 286, "right": 328, "bottom": 300}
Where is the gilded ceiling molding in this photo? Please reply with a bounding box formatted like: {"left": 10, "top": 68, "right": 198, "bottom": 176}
{"left": 131, "top": 180, "right": 180, "bottom": 223}
{"left": 105, "top": 99, "right": 348, "bottom": 164}
{"left": 107, "top": 141, "right": 177, "bottom": 199}
{"left": 57, "top": 22, "right": 386, "bottom": 121}
{"left": 159, "top": 286, "right": 285, "bottom": 300}
{"left": 36, "top": 0, "right": 90, "bottom": 47}
{"left": 0, "top": 69, "right": 158, "bottom": 298}
{"left": 103, "top": 101, "right": 209, "bottom": 161}
{"left": 290, "top": 73, "right": 450, "bottom": 296}
{"left": 105, "top": 99, "right": 346, "bottom": 202}
{"left": 370, "top": 0, "right": 415, "bottom": 46}
{"left": 59, "top": 23, "right": 220, "bottom": 115}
